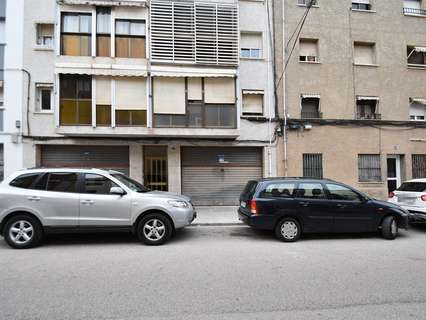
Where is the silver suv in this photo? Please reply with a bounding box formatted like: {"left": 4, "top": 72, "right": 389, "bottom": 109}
{"left": 0, "top": 168, "right": 196, "bottom": 249}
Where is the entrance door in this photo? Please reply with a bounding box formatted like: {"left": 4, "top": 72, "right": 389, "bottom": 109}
{"left": 387, "top": 155, "right": 402, "bottom": 194}
{"left": 144, "top": 146, "right": 168, "bottom": 191}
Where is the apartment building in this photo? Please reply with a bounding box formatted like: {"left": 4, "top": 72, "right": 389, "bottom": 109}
{"left": 274, "top": 0, "right": 426, "bottom": 198}
{"left": 2, "top": 0, "right": 277, "bottom": 205}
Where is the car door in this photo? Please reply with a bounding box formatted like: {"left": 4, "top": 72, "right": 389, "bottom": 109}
{"left": 294, "top": 182, "right": 333, "bottom": 232}
{"left": 324, "top": 183, "right": 374, "bottom": 232}
{"left": 79, "top": 173, "right": 131, "bottom": 226}
{"left": 30, "top": 172, "right": 80, "bottom": 227}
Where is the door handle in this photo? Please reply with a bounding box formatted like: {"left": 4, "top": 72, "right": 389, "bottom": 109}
{"left": 81, "top": 200, "right": 95, "bottom": 205}
{"left": 298, "top": 201, "right": 309, "bottom": 207}
{"left": 27, "top": 196, "right": 40, "bottom": 201}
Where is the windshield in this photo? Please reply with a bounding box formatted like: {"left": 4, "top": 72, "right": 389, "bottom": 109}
{"left": 111, "top": 174, "right": 150, "bottom": 193}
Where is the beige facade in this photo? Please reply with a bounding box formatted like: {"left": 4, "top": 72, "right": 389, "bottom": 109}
{"left": 275, "top": 0, "right": 426, "bottom": 199}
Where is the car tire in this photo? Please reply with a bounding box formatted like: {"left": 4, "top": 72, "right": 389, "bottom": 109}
{"left": 381, "top": 215, "right": 398, "bottom": 240}
{"left": 275, "top": 217, "right": 301, "bottom": 242}
{"left": 137, "top": 213, "right": 173, "bottom": 245}
{"left": 3, "top": 215, "right": 43, "bottom": 249}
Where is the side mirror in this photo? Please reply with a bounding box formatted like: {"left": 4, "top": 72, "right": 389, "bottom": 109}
{"left": 110, "top": 187, "right": 126, "bottom": 196}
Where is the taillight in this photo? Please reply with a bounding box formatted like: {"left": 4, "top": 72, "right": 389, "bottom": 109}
{"left": 250, "top": 200, "right": 258, "bottom": 215}
{"left": 420, "top": 195, "right": 426, "bottom": 202}
{"left": 389, "top": 191, "right": 395, "bottom": 198}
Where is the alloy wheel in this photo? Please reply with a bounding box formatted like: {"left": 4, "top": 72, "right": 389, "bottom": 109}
{"left": 9, "top": 220, "right": 34, "bottom": 245}
{"left": 143, "top": 219, "right": 166, "bottom": 241}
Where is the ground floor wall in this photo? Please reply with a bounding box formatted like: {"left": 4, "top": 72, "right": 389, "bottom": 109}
{"left": 279, "top": 124, "right": 426, "bottom": 200}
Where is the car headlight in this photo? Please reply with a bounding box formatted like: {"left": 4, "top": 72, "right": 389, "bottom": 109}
{"left": 168, "top": 200, "right": 189, "bottom": 208}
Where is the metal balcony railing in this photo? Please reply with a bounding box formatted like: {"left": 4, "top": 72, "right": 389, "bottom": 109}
{"left": 301, "top": 111, "right": 322, "bottom": 119}
{"left": 356, "top": 113, "right": 381, "bottom": 120}
{"left": 403, "top": 7, "right": 426, "bottom": 16}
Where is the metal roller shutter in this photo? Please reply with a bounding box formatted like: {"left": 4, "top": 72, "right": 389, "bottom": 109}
{"left": 182, "top": 147, "right": 263, "bottom": 206}
{"left": 40, "top": 145, "right": 130, "bottom": 175}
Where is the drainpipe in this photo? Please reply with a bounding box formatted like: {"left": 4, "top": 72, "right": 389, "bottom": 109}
{"left": 282, "top": 0, "right": 288, "bottom": 177}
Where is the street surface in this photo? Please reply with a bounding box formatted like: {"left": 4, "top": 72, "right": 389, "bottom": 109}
{"left": 1, "top": 224, "right": 426, "bottom": 320}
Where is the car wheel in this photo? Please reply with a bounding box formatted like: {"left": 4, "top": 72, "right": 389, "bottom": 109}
{"left": 137, "top": 213, "right": 172, "bottom": 245}
{"left": 381, "top": 215, "right": 398, "bottom": 240}
{"left": 275, "top": 218, "right": 301, "bottom": 242}
{"left": 3, "top": 215, "right": 43, "bottom": 249}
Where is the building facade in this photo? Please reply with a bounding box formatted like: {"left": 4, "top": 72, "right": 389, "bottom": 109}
{"left": 274, "top": 0, "right": 426, "bottom": 199}
{"left": 2, "top": 0, "right": 278, "bottom": 205}
{"left": 0, "top": 0, "right": 6, "bottom": 180}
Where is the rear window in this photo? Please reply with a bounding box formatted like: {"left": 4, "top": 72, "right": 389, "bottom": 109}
{"left": 241, "top": 181, "right": 258, "bottom": 198}
{"left": 398, "top": 182, "right": 426, "bottom": 192}
{"left": 9, "top": 173, "right": 41, "bottom": 189}
{"left": 46, "top": 173, "right": 79, "bottom": 193}
{"left": 260, "top": 182, "right": 295, "bottom": 198}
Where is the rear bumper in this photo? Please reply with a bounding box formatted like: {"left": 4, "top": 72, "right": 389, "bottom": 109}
{"left": 238, "top": 209, "right": 276, "bottom": 230}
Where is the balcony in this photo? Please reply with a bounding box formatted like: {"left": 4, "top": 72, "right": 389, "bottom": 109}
{"left": 356, "top": 113, "right": 382, "bottom": 120}
{"left": 403, "top": 7, "right": 426, "bottom": 16}
{"left": 301, "top": 111, "right": 323, "bottom": 119}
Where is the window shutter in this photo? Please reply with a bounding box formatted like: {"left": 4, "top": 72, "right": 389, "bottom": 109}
{"left": 96, "top": 77, "right": 111, "bottom": 105}
{"left": 242, "top": 94, "right": 263, "bottom": 114}
{"left": 188, "top": 78, "right": 202, "bottom": 101}
{"left": 240, "top": 33, "right": 262, "bottom": 49}
{"left": 153, "top": 78, "right": 186, "bottom": 114}
{"left": 115, "top": 78, "right": 147, "bottom": 110}
{"left": 300, "top": 40, "right": 317, "bottom": 56}
{"left": 404, "top": 0, "right": 421, "bottom": 9}
{"left": 204, "top": 78, "right": 235, "bottom": 104}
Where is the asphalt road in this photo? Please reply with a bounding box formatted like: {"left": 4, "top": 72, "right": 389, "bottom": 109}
{"left": 1, "top": 224, "right": 426, "bottom": 320}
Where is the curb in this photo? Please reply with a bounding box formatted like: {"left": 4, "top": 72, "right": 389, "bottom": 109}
{"left": 189, "top": 222, "right": 244, "bottom": 227}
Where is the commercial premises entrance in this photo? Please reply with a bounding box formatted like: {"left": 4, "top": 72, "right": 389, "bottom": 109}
{"left": 181, "top": 147, "right": 263, "bottom": 206}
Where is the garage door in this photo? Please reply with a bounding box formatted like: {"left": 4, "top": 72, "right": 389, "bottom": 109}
{"left": 182, "top": 147, "right": 263, "bottom": 206}
{"left": 40, "top": 145, "right": 130, "bottom": 175}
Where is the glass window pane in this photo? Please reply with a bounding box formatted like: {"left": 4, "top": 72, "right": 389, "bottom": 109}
{"left": 79, "top": 35, "right": 91, "bottom": 56}
{"left": 77, "top": 77, "right": 92, "bottom": 99}
{"left": 78, "top": 101, "right": 92, "bottom": 125}
{"left": 79, "top": 14, "right": 91, "bottom": 33}
{"left": 205, "top": 106, "right": 220, "bottom": 127}
{"left": 188, "top": 104, "right": 203, "bottom": 127}
{"left": 96, "top": 36, "right": 110, "bottom": 57}
{"left": 47, "top": 173, "right": 78, "bottom": 193}
{"left": 60, "top": 76, "right": 76, "bottom": 99}
{"left": 116, "top": 110, "right": 130, "bottom": 125}
{"left": 62, "top": 34, "right": 80, "bottom": 56}
{"left": 250, "top": 49, "right": 261, "bottom": 58}
{"left": 41, "top": 89, "right": 51, "bottom": 110}
{"left": 241, "top": 48, "right": 250, "bottom": 58}
{"left": 295, "top": 183, "right": 325, "bottom": 199}
{"left": 171, "top": 114, "right": 186, "bottom": 127}
{"left": 10, "top": 173, "right": 40, "bottom": 189}
{"left": 84, "top": 173, "right": 117, "bottom": 194}
{"left": 130, "top": 37, "right": 145, "bottom": 58}
{"left": 115, "top": 37, "right": 129, "bottom": 58}
{"left": 96, "top": 105, "right": 111, "bottom": 126}
{"left": 326, "top": 184, "right": 361, "bottom": 202}
{"left": 219, "top": 105, "right": 235, "bottom": 128}
{"left": 260, "top": 182, "right": 296, "bottom": 198}
{"left": 154, "top": 114, "right": 171, "bottom": 127}
{"left": 131, "top": 110, "right": 147, "bottom": 126}
{"left": 62, "top": 14, "right": 79, "bottom": 33}
{"left": 60, "top": 100, "right": 77, "bottom": 125}
{"left": 33, "top": 173, "right": 48, "bottom": 190}
{"left": 96, "top": 9, "right": 110, "bottom": 34}
{"left": 130, "top": 21, "right": 145, "bottom": 36}
{"left": 115, "top": 20, "right": 130, "bottom": 35}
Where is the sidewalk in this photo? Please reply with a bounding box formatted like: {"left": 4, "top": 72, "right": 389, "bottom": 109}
{"left": 192, "top": 206, "right": 242, "bottom": 226}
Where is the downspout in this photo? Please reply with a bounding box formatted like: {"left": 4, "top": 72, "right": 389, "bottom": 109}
{"left": 282, "top": 0, "right": 288, "bottom": 177}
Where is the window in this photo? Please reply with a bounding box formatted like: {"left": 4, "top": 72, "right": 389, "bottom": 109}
{"left": 358, "top": 154, "right": 382, "bottom": 182}
{"left": 115, "top": 20, "right": 146, "bottom": 59}
{"left": 294, "top": 183, "right": 325, "bottom": 199}
{"left": 96, "top": 8, "right": 111, "bottom": 57}
{"left": 115, "top": 78, "right": 147, "bottom": 126}
{"left": 407, "top": 46, "right": 426, "bottom": 66}
{"left": 36, "top": 24, "right": 54, "bottom": 48}
{"left": 301, "top": 95, "right": 321, "bottom": 118}
{"left": 299, "top": 39, "right": 318, "bottom": 62}
{"left": 61, "top": 13, "right": 92, "bottom": 56}
{"left": 116, "top": 110, "right": 147, "bottom": 126}
{"left": 242, "top": 91, "right": 264, "bottom": 116}
{"left": 325, "top": 183, "right": 362, "bottom": 201}
{"left": 0, "top": 108, "right": 3, "bottom": 132}
{"left": 398, "top": 181, "right": 426, "bottom": 192}
{"left": 240, "top": 32, "right": 262, "bottom": 59}
{"left": 97, "top": 105, "right": 111, "bottom": 126}
{"left": 354, "top": 42, "right": 376, "bottom": 65}
{"left": 46, "top": 173, "right": 79, "bottom": 193}
{"left": 9, "top": 173, "right": 41, "bottom": 189}
{"left": 260, "top": 182, "right": 296, "bottom": 198}
{"left": 352, "top": 1, "right": 371, "bottom": 11}
{"left": 95, "top": 77, "right": 111, "bottom": 126}
{"left": 205, "top": 105, "right": 237, "bottom": 128}
{"left": 298, "top": 0, "right": 318, "bottom": 6}
{"left": 412, "top": 155, "right": 426, "bottom": 178}
{"left": 403, "top": 0, "right": 425, "bottom": 15}
{"left": 303, "top": 154, "right": 323, "bottom": 178}
{"left": 409, "top": 98, "right": 426, "bottom": 121}
{"left": 60, "top": 75, "right": 92, "bottom": 125}
{"left": 356, "top": 97, "right": 380, "bottom": 119}
{"left": 36, "top": 84, "right": 53, "bottom": 112}
{"left": 84, "top": 173, "right": 118, "bottom": 194}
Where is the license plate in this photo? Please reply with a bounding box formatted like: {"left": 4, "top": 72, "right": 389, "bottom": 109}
{"left": 240, "top": 201, "right": 246, "bottom": 208}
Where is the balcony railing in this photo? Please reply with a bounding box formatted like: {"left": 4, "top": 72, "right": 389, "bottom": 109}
{"left": 356, "top": 113, "right": 381, "bottom": 120}
{"left": 403, "top": 7, "right": 426, "bottom": 16}
{"left": 301, "top": 111, "right": 322, "bottom": 119}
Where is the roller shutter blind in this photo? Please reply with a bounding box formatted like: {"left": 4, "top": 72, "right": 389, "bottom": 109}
{"left": 188, "top": 78, "right": 202, "bottom": 101}
{"left": 115, "top": 78, "right": 147, "bottom": 110}
{"left": 354, "top": 43, "right": 375, "bottom": 65}
{"left": 153, "top": 77, "right": 186, "bottom": 114}
{"left": 299, "top": 39, "right": 318, "bottom": 56}
{"left": 242, "top": 93, "right": 263, "bottom": 114}
{"left": 96, "top": 77, "right": 111, "bottom": 105}
{"left": 204, "top": 78, "right": 235, "bottom": 104}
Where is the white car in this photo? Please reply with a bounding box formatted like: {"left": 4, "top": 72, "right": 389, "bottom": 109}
{"left": 388, "top": 179, "right": 426, "bottom": 223}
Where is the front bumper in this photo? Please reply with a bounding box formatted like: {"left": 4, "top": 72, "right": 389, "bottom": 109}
{"left": 407, "top": 211, "right": 426, "bottom": 223}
